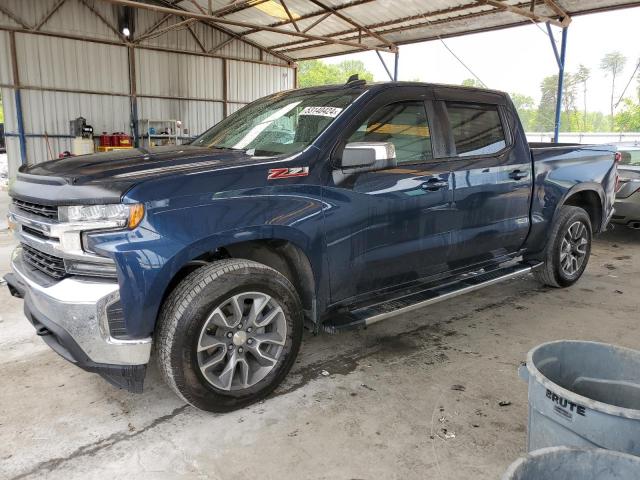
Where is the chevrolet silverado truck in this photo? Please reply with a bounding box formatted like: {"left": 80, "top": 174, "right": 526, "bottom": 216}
{"left": 5, "top": 80, "right": 617, "bottom": 412}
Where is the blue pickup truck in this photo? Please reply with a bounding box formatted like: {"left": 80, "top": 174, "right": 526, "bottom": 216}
{"left": 5, "top": 80, "right": 617, "bottom": 412}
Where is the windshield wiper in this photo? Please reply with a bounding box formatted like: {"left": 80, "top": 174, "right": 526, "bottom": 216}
{"left": 210, "top": 145, "right": 246, "bottom": 152}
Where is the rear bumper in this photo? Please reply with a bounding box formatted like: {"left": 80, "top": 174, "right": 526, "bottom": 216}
{"left": 611, "top": 193, "right": 640, "bottom": 227}
{"left": 5, "top": 248, "right": 152, "bottom": 392}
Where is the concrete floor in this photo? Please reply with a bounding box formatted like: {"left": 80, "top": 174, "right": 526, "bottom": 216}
{"left": 1, "top": 224, "right": 638, "bottom": 480}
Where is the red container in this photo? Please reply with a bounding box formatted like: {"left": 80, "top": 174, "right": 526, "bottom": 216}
{"left": 114, "top": 132, "right": 132, "bottom": 147}
{"left": 99, "top": 132, "right": 112, "bottom": 147}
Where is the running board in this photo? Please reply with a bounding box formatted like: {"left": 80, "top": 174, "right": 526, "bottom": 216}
{"left": 324, "top": 262, "right": 542, "bottom": 333}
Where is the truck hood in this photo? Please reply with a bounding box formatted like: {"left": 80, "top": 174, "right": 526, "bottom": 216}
{"left": 11, "top": 145, "right": 278, "bottom": 205}
{"left": 21, "top": 145, "right": 268, "bottom": 183}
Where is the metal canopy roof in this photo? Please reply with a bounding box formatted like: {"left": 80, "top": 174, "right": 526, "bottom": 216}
{"left": 103, "top": 0, "right": 640, "bottom": 62}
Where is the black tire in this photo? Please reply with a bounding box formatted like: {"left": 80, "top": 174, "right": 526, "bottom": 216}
{"left": 156, "top": 259, "right": 303, "bottom": 412}
{"left": 532, "top": 206, "right": 592, "bottom": 288}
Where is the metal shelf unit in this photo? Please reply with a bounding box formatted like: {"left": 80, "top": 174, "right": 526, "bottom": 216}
{"left": 139, "top": 119, "right": 180, "bottom": 147}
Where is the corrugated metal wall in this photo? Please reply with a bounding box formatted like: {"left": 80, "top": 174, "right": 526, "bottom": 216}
{"left": 0, "top": 0, "right": 295, "bottom": 178}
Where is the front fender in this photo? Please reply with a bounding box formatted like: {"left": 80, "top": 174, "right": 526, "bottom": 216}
{"left": 89, "top": 188, "right": 328, "bottom": 338}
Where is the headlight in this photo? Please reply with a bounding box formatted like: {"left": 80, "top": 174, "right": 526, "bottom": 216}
{"left": 59, "top": 204, "right": 144, "bottom": 229}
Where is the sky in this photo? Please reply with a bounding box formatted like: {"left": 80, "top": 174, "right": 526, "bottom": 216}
{"left": 323, "top": 6, "right": 640, "bottom": 114}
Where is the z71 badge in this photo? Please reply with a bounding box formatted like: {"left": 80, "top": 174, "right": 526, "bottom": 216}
{"left": 267, "top": 167, "right": 309, "bottom": 180}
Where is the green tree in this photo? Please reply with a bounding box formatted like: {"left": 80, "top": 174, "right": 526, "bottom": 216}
{"left": 536, "top": 73, "right": 589, "bottom": 132}
{"left": 575, "top": 65, "right": 590, "bottom": 131}
{"left": 614, "top": 98, "right": 640, "bottom": 132}
{"left": 637, "top": 62, "right": 640, "bottom": 101}
{"left": 297, "top": 59, "right": 373, "bottom": 87}
{"left": 536, "top": 75, "right": 559, "bottom": 131}
{"left": 461, "top": 78, "right": 483, "bottom": 87}
{"left": 510, "top": 93, "right": 536, "bottom": 131}
{"left": 600, "top": 51, "right": 627, "bottom": 129}
{"left": 336, "top": 60, "right": 374, "bottom": 82}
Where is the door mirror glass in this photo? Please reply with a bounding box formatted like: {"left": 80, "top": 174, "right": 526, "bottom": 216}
{"left": 339, "top": 141, "right": 397, "bottom": 172}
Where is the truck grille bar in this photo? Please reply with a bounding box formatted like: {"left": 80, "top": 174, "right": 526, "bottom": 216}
{"left": 13, "top": 199, "right": 59, "bottom": 220}
{"left": 21, "top": 243, "right": 67, "bottom": 280}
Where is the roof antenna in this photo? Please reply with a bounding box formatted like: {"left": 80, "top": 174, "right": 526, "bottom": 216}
{"left": 345, "top": 74, "right": 366, "bottom": 87}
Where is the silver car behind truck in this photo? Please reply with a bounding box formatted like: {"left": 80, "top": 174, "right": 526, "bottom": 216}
{"left": 612, "top": 147, "right": 640, "bottom": 230}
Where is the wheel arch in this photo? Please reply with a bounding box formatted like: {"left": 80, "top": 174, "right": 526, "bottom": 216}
{"left": 524, "top": 183, "right": 604, "bottom": 261}
{"left": 558, "top": 184, "right": 604, "bottom": 233}
{"left": 158, "top": 230, "right": 319, "bottom": 330}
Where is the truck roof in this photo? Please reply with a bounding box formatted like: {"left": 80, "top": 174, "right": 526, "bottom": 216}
{"left": 288, "top": 80, "right": 510, "bottom": 105}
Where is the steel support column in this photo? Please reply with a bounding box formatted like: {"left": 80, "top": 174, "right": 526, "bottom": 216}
{"left": 9, "top": 31, "right": 27, "bottom": 165}
{"left": 128, "top": 46, "right": 140, "bottom": 147}
{"left": 393, "top": 51, "right": 399, "bottom": 81}
{"left": 222, "top": 58, "right": 228, "bottom": 118}
{"left": 376, "top": 51, "right": 393, "bottom": 81}
{"left": 547, "top": 23, "right": 568, "bottom": 143}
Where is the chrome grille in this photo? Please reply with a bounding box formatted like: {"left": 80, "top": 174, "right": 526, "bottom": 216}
{"left": 21, "top": 244, "right": 67, "bottom": 280}
{"left": 13, "top": 199, "right": 58, "bottom": 220}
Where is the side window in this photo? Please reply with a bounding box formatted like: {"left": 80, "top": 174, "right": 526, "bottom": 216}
{"left": 347, "top": 101, "right": 433, "bottom": 164}
{"left": 445, "top": 103, "right": 507, "bottom": 157}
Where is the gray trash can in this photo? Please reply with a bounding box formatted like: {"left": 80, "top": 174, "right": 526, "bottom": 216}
{"left": 502, "top": 447, "right": 640, "bottom": 480}
{"left": 519, "top": 340, "right": 640, "bottom": 455}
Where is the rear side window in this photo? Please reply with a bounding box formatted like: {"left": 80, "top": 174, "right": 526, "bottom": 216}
{"left": 347, "top": 101, "right": 433, "bottom": 164}
{"left": 445, "top": 103, "right": 506, "bottom": 157}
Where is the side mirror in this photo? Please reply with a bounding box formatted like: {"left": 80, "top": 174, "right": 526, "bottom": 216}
{"left": 338, "top": 142, "right": 397, "bottom": 172}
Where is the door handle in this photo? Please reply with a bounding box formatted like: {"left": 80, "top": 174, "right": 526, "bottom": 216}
{"left": 421, "top": 178, "right": 448, "bottom": 191}
{"left": 509, "top": 169, "right": 529, "bottom": 180}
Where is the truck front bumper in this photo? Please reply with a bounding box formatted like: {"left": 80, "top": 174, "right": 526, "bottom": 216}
{"left": 5, "top": 248, "right": 152, "bottom": 393}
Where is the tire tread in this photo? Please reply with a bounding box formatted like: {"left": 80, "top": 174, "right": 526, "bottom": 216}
{"left": 532, "top": 205, "right": 591, "bottom": 288}
{"left": 156, "top": 259, "right": 292, "bottom": 409}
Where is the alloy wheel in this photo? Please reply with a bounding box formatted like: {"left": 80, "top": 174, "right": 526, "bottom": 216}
{"left": 196, "top": 292, "right": 287, "bottom": 391}
{"left": 559, "top": 220, "right": 589, "bottom": 277}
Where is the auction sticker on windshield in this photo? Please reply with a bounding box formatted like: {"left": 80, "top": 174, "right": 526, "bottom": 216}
{"left": 299, "top": 106, "right": 343, "bottom": 117}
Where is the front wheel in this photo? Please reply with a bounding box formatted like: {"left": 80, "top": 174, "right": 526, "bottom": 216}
{"left": 156, "top": 259, "right": 303, "bottom": 412}
{"left": 532, "top": 206, "right": 592, "bottom": 288}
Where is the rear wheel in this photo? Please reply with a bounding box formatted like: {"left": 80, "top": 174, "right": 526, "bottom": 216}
{"left": 157, "top": 259, "right": 303, "bottom": 412}
{"left": 532, "top": 206, "right": 592, "bottom": 288}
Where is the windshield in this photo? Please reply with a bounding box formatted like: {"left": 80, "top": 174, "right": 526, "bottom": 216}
{"left": 192, "top": 90, "right": 359, "bottom": 156}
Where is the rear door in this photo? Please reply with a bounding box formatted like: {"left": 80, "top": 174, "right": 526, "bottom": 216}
{"left": 434, "top": 90, "right": 532, "bottom": 268}
{"left": 323, "top": 86, "right": 455, "bottom": 302}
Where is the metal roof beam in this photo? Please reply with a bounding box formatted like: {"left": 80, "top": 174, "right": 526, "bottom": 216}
{"left": 78, "top": 0, "right": 128, "bottom": 43}
{"left": 135, "top": 17, "right": 196, "bottom": 43}
{"left": 138, "top": 10, "right": 207, "bottom": 52}
{"left": 185, "top": 22, "right": 207, "bottom": 52}
{"left": 306, "top": 0, "right": 396, "bottom": 50}
{"left": 273, "top": 0, "right": 561, "bottom": 54}
{"left": 203, "top": 0, "right": 376, "bottom": 50}
{"left": 34, "top": 0, "right": 67, "bottom": 31}
{"left": 0, "top": 23, "right": 292, "bottom": 67}
{"left": 279, "top": 0, "right": 300, "bottom": 32}
{"left": 481, "top": 0, "right": 566, "bottom": 27}
{"left": 271, "top": 1, "right": 487, "bottom": 52}
{"left": 138, "top": 13, "right": 172, "bottom": 38}
{"left": 258, "top": 0, "right": 376, "bottom": 29}
{"left": 0, "top": 4, "right": 31, "bottom": 30}
{"left": 302, "top": 12, "right": 332, "bottom": 33}
{"left": 209, "top": 0, "right": 270, "bottom": 17}
{"left": 208, "top": 35, "right": 236, "bottom": 53}
{"left": 543, "top": 0, "right": 572, "bottom": 26}
{"left": 99, "top": 0, "right": 396, "bottom": 54}
{"left": 157, "top": 0, "right": 295, "bottom": 63}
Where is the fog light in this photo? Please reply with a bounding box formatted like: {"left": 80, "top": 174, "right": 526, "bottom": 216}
{"left": 64, "top": 259, "right": 118, "bottom": 278}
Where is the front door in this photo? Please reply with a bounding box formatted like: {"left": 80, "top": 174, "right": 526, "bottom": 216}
{"left": 323, "top": 88, "right": 455, "bottom": 303}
